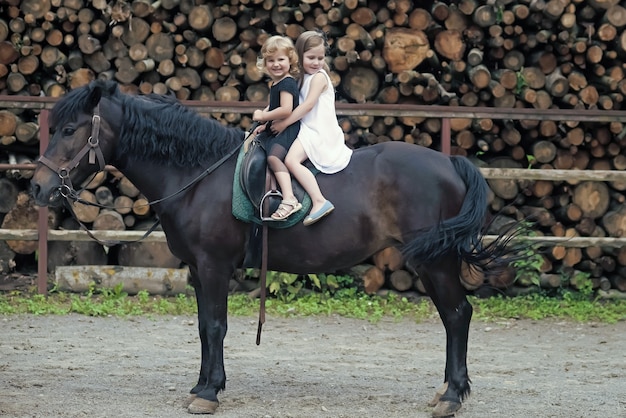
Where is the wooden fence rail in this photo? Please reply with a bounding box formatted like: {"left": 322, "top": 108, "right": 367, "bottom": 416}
{"left": 2, "top": 229, "right": 625, "bottom": 248}
{"left": 2, "top": 97, "right": 626, "bottom": 294}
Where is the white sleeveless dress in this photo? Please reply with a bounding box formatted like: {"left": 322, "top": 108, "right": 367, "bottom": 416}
{"left": 298, "top": 69, "right": 352, "bottom": 174}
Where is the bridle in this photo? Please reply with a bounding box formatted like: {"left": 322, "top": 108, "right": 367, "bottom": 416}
{"left": 38, "top": 104, "right": 106, "bottom": 200}
{"left": 37, "top": 103, "right": 245, "bottom": 246}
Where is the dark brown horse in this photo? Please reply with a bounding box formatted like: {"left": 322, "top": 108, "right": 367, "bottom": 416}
{"left": 31, "top": 80, "right": 512, "bottom": 417}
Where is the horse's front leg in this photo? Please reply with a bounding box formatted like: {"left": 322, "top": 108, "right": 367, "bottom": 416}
{"left": 418, "top": 256, "right": 472, "bottom": 418}
{"left": 186, "top": 264, "right": 231, "bottom": 414}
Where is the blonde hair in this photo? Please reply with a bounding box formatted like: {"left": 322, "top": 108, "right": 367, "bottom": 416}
{"left": 295, "top": 30, "right": 331, "bottom": 79}
{"left": 256, "top": 35, "right": 299, "bottom": 78}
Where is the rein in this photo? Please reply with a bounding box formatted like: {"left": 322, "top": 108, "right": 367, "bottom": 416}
{"left": 39, "top": 105, "right": 245, "bottom": 246}
{"left": 40, "top": 106, "right": 268, "bottom": 343}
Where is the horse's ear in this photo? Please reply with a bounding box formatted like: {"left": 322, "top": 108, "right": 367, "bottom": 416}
{"left": 102, "top": 79, "right": 119, "bottom": 95}
{"left": 88, "top": 80, "right": 118, "bottom": 109}
{"left": 87, "top": 81, "right": 104, "bottom": 109}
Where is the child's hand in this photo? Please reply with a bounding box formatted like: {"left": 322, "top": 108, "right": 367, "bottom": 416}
{"left": 253, "top": 124, "right": 265, "bottom": 135}
{"left": 252, "top": 109, "right": 264, "bottom": 121}
{"left": 271, "top": 119, "right": 287, "bottom": 134}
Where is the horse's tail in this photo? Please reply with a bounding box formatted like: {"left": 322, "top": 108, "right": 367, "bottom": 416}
{"left": 402, "top": 156, "right": 516, "bottom": 269}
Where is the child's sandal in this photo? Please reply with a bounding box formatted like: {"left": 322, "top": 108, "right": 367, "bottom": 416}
{"left": 271, "top": 199, "right": 302, "bottom": 220}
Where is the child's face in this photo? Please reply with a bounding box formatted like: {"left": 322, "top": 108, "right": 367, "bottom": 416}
{"left": 265, "top": 50, "right": 291, "bottom": 81}
{"left": 302, "top": 44, "right": 325, "bottom": 75}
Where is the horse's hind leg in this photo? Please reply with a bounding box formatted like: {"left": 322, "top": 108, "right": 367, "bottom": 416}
{"left": 417, "top": 254, "right": 472, "bottom": 417}
{"left": 186, "top": 263, "right": 230, "bottom": 414}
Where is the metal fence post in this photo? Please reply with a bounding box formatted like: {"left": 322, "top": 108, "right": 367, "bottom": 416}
{"left": 441, "top": 117, "right": 451, "bottom": 155}
{"left": 37, "top": 109, "right": 49, "bottom": 295}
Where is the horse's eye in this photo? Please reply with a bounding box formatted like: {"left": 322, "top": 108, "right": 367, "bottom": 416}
{"left": 62, "top": 127, "right": 76, "bottom": 136}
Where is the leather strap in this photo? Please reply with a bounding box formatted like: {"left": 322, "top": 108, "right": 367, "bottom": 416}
{"left": 256, "top": 221, "right": 268, "bottom": 345}
{"left": 256, "top": 166, "right": 274, "bottom": 344}
{"left": 63, "top": 198, "right": 162, "bottom": 247}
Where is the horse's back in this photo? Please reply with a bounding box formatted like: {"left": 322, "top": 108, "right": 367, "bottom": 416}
{"left": 268, "top": 142, "right": 473, "bottom": 272}
{"left": 337, "top": 142, "right": 467, "bottom": 205}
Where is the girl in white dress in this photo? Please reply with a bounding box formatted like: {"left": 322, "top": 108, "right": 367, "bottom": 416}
{"left": 272, "top": 31, "right": 353, "bottom": 226}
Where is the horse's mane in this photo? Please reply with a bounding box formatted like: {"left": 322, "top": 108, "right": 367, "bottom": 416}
{"left": 51, "top": 80, "right": 244, "bottom": 168}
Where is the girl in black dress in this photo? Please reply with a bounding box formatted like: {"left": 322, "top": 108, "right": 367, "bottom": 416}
{"left": 252, "top": 36, "right": 302, "bottom": 220}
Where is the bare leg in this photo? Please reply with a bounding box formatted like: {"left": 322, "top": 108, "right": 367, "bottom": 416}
{"left": 285, "top": 140, "right": 328, "bottom": 214}
{"left": 266, "top": 155, "right": 295, "bottom": 201}
{"left": 273, "top": 170, "right": 296, "bottom": 202}
{"left": 267, "top": 154, "right": 301, "bottom": 220}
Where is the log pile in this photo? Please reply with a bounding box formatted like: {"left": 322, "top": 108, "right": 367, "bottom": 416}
{"left": 1, "top": 0, "right": 626, "bottom": 296}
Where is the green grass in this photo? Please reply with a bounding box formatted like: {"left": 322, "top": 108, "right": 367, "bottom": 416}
{"left": 470, "top": 291, "right": 626, "bottom": 323}
{"left": 0, "top": 286, "right": 624, "bottom": 324}
{"left": 0, "top": 286, "right": 198, "bottom": 317}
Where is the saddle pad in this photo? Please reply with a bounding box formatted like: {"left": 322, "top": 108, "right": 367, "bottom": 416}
{"left": 232, "top": 145, "right": 312, "bottom": 228}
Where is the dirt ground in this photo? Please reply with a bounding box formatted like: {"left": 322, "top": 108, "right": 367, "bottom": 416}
{"left": 0, "top": 313, "right": 625, "bottom": 418}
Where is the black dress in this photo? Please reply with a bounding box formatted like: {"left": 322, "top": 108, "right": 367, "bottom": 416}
{"left": 257, "top": 76, "right": 300, "bottom": 151}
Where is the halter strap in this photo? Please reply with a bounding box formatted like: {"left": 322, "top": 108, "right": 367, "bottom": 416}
{"left": 38, "top": 105, "right": 106, "bottom": 196}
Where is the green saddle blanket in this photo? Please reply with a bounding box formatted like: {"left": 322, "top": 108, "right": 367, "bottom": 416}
{"left": 232, "top": 145, "right": 312, "bottom": 228}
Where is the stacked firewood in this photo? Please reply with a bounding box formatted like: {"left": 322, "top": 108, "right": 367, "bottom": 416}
{"left": 1, "top": 0, "right": 626, "bottom": 296}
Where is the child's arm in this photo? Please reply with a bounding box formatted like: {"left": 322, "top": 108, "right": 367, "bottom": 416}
{"left": 252, "top": 91, "right": 295, "bottom": 122}
{"left": 271, "top": 73, "right": 327, "bottom": 133}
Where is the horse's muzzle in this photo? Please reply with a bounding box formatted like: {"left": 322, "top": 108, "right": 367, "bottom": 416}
{"left": 30, "top": 181, "right": 63, "bottom": 207}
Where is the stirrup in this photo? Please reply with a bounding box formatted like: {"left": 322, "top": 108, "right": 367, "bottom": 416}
{"left": 259, "top": 190, "right": 283, "bottom": 221}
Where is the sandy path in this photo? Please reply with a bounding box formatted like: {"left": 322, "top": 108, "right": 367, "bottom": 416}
{"left": 1, "top": 314, "right": 624, "bottom": 417}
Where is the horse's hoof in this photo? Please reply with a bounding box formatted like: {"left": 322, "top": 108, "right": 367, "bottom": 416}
{"left": 428, "top": 382, "right": 449, "bottom": 407}
{"left": 187, "top": 397, "right": 219, "bottom": 414}
{"left": 432, "top": 400, "right": 461, "bottom": 417}
{"left": 182, "top": 394, "right": 197, "bottom": 408}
